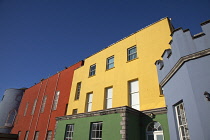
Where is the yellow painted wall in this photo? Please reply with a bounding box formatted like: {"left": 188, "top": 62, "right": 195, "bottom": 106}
{"left": 67, "top": 18, "right": 172, "bottom": 115}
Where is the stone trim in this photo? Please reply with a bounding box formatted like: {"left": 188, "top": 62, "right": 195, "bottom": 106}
{"left": 56, "top": 106, "right": 167, "bottom": 121}
{"left": 160, "top": 48, "right": 210, "bottom": 87}
{"left": 120, "top": 112, "right": 128, "bottom": 140}
{"left": 142, "top": 107, "right": 167, "bottom": 115}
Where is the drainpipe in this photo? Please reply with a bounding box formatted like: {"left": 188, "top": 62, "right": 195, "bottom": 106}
{"left": 31, "top": 78, "right": 49, "bottom": 139}
{"left": 43, "top": 72, "right": 60, "bottom": 140}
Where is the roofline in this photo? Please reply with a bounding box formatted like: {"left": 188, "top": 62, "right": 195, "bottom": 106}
{"left": 85, "top": 17, "right": 171, "bottom": 60}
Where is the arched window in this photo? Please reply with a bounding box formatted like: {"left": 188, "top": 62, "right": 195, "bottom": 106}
{"left": 5, "top": 109, "right": 17, "bottom": 127}
{"left": 146, "top": 121, "right": 164, "bottom": 140}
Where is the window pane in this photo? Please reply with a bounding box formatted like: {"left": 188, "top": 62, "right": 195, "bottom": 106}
{"left": 128, "top": 46, "right": 137, "bottom": 61}
{"left": 90, "top": 122, "right": 103, "bottom": 140}
{"left": 130, "top": 80, "right": 139, "bottom": 93}
{"left": 156, "top": 135, "right": 164, "bottom": 140}
{"left": 148, "top": 135, "right": 154, "bottom": 140}
{"left": 53, "top": 91, "right": 60, "bottom": 110}
{"left": 87, "top": 103, "right": 92, "bottom": 112}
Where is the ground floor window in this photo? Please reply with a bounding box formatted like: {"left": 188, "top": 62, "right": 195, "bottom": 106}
{"left": 65, "top": 124, "right": 74, "bottom": 140}
{"left": 34, "top": 131, "right": 39, "bottom": 140}
{"left": 46, "top": 131, "right": 52, "bottom": 140}
{"left": 24, "top": 131, "right": 29, "bottom": 140}
{"left": 90, "top": 122, "right": 103, "bottom": 140}
{"left": 175, "top": 102, "right": 190, "bottom": 140}
{"left": 146, "top": 121, "right": 164, "bottom": 140}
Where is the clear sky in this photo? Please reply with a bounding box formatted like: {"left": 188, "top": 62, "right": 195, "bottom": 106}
{"left": 0, "top": 0, "right": 209, "bottom": 99}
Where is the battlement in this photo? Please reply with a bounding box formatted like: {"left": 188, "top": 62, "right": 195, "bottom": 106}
{"left": 155, "top": 19, "right": 210, "bottom": 86}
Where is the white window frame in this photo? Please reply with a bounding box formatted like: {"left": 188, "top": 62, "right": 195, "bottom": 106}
{"left": 89, "top": 64, "right": 96, "bottom": 77}
{"left": 175, "top": 102, "right": 190, "bottom": 140}
{"left": 24, "top": 131, "right": 29, "bottom": 140}
{"left": 41, "top": 96, "right": 47, "bottom": 113}
{"left": 146, "top": 121, "right": 164, "bottom": 140}
{"left": 53, "top": 91, "right": 60, "bottom": 110}
{"left": 31, "top": 99, "right": 37, "bottom": 115}
{"left": 129, "top": 80, "right": 140, "bottom": 110}
{"left": 18, "top": 131, "right": 21, "bottom": 137}
{"left": 90, "top": 122, "right": 103, "bottom": 140}
{"left": 72, "top": 109, "right": 78, "bottom": 115}
{"left": 46, "top": 130, "right": 52, "bottom": 140}
{"left": 65, "top": 124, "right": 74, "bottom": 140}
{"left": 86, "top": 93, "right": 93, "bottom": 112}
{"left": 24, "top": 102, "right": 29, "bottom": 116}
{"left": 34, "top": 131, "right": 39, "bottom": 140}
{"left": 75, "top": 82, "right": 81, "bottom": 100}
{"left": 105, "top": 87, "right": 113, "bottom": 109}
{"left": 106, "top": 56, "right": 114, "bottom": 70}
{"left": 127, "top": 46, "right": 137, "bottom": 61}
{"left": 5, "top": 109, "right": 17, "bottom": 127}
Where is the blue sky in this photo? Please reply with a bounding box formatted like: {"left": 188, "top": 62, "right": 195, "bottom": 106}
{"left": 0, "top": 0, "right": 209, "bottom": 99}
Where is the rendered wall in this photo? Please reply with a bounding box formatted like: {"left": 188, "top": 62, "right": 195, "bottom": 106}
{"left": 67, "top": 17, "right": 172, "bottom": 115}
{"left": 156, "top": 20, "right": 210, "bottom": 140}
{"left": 11, "top": 61, "right": 83, "bottom": 140}
{"left": 0, "top": 88, "right": 25, "bottom": 133}
{"left": 56, "top": 106, "right": 169, "bottom": 140}
{"left": 55, "top": 113, "right": 122, "bottom": 140}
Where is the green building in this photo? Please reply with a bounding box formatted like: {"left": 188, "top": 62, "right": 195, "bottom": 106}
{"left": 55, "top": 106, "right": 169, "bottom": 140}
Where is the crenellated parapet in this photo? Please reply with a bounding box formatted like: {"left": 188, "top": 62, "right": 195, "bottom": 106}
{"left": 155, "top": 19, "right": 210, "bottom": 87}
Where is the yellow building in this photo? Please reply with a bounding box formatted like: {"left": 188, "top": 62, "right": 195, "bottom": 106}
{"left": 67, "top": 17, "right": 173, "bottom": 115}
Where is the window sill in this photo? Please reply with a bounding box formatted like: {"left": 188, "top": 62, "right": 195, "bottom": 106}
{"left": 126, "top": 57, "right": 139, "bottom": 63}
{"left": 105, "top": 67, "right": 115, "bottom": 71}
{"left": 159, "top": 94, "right": 164, "bottom": 97}
{"left": 88, "top": 75, "right": 96, "bottom": 78}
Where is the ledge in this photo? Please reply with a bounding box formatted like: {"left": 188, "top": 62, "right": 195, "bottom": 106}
{"left": 160, "top": 48, "right": 210, "bottom": 87}
{"left": 56, "top": 106, "right": 167, "bottom": 121}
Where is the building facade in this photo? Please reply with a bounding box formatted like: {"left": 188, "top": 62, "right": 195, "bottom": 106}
{"left": 11, "top": 61, "right": 83, "bottom": 140}
{"left": 0, "top": 88, "right": 26, "bottom": 134}
{"left": 155, "top": 20, "right": 210, "bottom": 140}
{"left": 55, "top": 17, "right": 173, "bottom": 140}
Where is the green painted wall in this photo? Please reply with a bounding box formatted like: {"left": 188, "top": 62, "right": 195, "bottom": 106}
{"left": 153, "top": 113, "right": 170, "bottom": 140}
{"left": 127, "top": 112, "right": 170, "bottom": 140}
{"left": 55, "top": 113, "right": 122, "bottom": 140}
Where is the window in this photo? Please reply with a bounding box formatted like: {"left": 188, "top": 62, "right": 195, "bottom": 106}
{"left": 41, "top": 96, "right": 47, "bottom": 113}
{"left": 46, "top": 131, "right": 52, "bottom": 140}
{"left": 75, "top": 82, "right": 82, "bottom": 100}
{"left": 89, "top": 64, "right": 96, "bottom": 77}
{"left": 1, "top": 95, "right": 5, "bottom": 101}
{"left": 15, "top": 95, "right": 22, "bottom": 102}
{"left": 5, "top": 109, "right": 17, "bottom": 127}
{"left": 34, "top": 131, "right": 39, "bottom": 140}
{"left": 127, "top": 46, "right": 137, "bottom": 61}
{"left": 31, "top": 99, "right": 37, "bottom": 115}
{"left": 106, "top": 56, "right": 114, "bottom": 70}
{"left": 129, "top": 80, "right": 140, "bottom": 110}
{"left": 146, "top": 121, "right": 164, "bottom": 140}
{"left": 53, "top": 91, "right": 60, "bottom": 110}
{"left": 105, "top": 87, "right": 113, "bottom": 109}
{"left": 72, "top": 109, "right": 78, "bottom": 115}
{"left": 24, "top": 131, "right": 29, "bottom": 140}
{"left": 24, "top": 102, "right": 29, "bottom": 116}
{"left": 90, "top": 122, "right": 103, "bottom": 140}
{"left": 18, "top": 131, "right": 21, "bottom": 137}
{"left": 86, "top": 93, "right": 93, "bottom": 112}
{"left": 65, "top": 124, "right": 74, "bottom": 140}
{"left": 175, "top": 102, "right": 190, "bottom": 140}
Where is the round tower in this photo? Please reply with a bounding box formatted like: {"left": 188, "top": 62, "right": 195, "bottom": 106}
{"left": 0, "top": 88, "right": 26, "bottom": 134}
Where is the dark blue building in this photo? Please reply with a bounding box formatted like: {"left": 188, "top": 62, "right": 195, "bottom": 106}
{"left": 155, "top": 20, "right": 210, "bottom": 140}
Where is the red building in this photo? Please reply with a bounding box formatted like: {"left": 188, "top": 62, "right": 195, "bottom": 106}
{"left": 11, "top": 61, "right": 83, "bottom": 140}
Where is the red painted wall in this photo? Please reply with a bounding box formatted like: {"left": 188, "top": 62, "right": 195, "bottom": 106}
{"left": 11, "top": 61, "right": 83, "bottom": 140}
